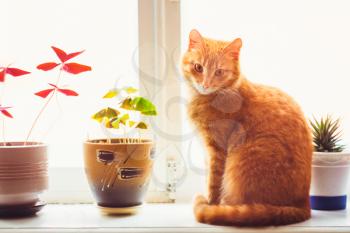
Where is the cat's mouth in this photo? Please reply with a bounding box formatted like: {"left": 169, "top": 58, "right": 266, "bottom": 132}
{"left": 192, "top": 81, "right": 217, "bottom": 95}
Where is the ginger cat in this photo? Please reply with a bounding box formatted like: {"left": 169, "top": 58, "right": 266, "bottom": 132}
{"left": 182, "top": 30, "right": 312, "bottom": 226}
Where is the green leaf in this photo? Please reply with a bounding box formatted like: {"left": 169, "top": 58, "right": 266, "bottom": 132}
{"left": 107, "top": 114, "right": 129, "bottom": 129}
{"left": 119, "top": 114, "right": 130, "bottom": 125}
{"left": 130, "top": 97, "right": 157, "bottom": 115}
{"left": 91, "top": 107, "right": 120, "bottom": 122}
{"left": 123, "top": 87, "right": 138, "bottom": 94}
{"left": 120, "top": 97, "right": 157, "bottom": 116}
{"left": 92, "top": 110, "right": 105, "bottom": 123}
{"left": 105, "top": 107, "right": 120, "bottom": 118}
{"left": 135, "top": 121, "right": 148, "bottom": 129}
{"left": 111, "top": 118, "right": 120, "bottom": 128}
{"left": 120, "top": 98, "right": 133, "bottom": 110}
{"left": 91, "top": 108, "right": 120, "bottom": 123}
{"left": 105, "top": 119, "right": 114, "bottom": 128}
{"left": 103, "top": 89, "right": 119, "bottom": 98}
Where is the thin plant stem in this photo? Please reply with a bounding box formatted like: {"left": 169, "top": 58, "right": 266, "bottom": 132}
{"left": 39, "top": 91, "right": 63, "bottom": 142}
{"left": 106, "top": 134, "right": 111, "bottom": 144}
{"left": 104, "top": 119, "right": 111, "bottom": 144}
{"left": 25, "top": 68, "right": 63, "bottom": 144}
{"left": 2, "top": 118, "right": 5, "bottom": 146}
{"left": 0, "top": 78, "right": 6, "bottom": 146}
{"left": 25, "top": 91, "right": 55, "bottom": 144}
{"left": 138, "top": 129, "right": 141, "bottom": 143}
{"left": 123, "top": 127, "right": 127, "bottom": 144}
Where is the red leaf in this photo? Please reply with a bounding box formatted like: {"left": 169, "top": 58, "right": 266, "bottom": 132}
{"left": 35, "top": 89, "right": 55, "bottom": 98}
{"left": 51, "top": 46, "right": 84, "bottom": 63}
{"left": 51, "top": 46, "right": 68, "bottom": 63}
{"left": 0, "top": 69, "right": 5, "bottom": 82}
{"left": 47, "top": 84, "right": 78, "bottom": 96}
{"left": 1, "top": 109, "right": 13, "bottom": 118}
{"left": 37, "top": 62, "right": 60, "bottom": 71}
{"left": 0, "top": 106, "right": 13, "bottom": 118}
{"left": 65, "top": 50, "right": 84, "bottom": 62}
{"left": 57, "top": 88, "right": 79, "bottom": 96}
{"left": 62, "top": 63, "right": 91, "bottom": 74}
{"left": 6, "top": 67, "right": 30, "bottom": 77}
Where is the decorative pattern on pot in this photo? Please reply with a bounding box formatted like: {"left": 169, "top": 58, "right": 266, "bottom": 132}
{"left": 96, "top": 149, "right": 147, "bottom": 191}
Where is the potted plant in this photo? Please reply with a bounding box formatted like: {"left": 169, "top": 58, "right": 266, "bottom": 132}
{"left": 0, "top": 47, "right": 91, "bottom": 217}
{"left": 310, "top": 115, "right": 350, "bottom": 210}
{"left": 84, "top": 85, "right": 157, "bottom": 215}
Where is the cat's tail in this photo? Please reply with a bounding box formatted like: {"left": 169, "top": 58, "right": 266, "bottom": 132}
{"left": 194, "top": 195, "right": 310, "bottom": 226}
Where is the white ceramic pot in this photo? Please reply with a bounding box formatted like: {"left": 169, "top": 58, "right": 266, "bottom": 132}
{"left": 310, "top": 152, "right": 350, "bottom": 210}
{"left": 0, "top": 142, "right": 48, "bottom": 207}
{"left": 0, "top": 193, "right": 41, "bottom": 206}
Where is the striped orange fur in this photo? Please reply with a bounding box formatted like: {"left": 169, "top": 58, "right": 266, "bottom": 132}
{"left": 182, "top": 30, "right": 312, "bottom": 226}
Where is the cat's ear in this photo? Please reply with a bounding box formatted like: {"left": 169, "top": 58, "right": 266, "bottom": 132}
{"left": 189, "top": 29, "right": 204, "bottom": 50}
{"left": 223, "top": 38, "right": 242, "bottom": 60}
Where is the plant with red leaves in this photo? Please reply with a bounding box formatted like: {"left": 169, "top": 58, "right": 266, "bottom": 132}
{"left": 0, "top": 65, "right": 30, "bottom": 118}
{"left": 35, "top": 83, "right": 79, "bottom": 98}
{"left": 0, "top": 64, "right": 30, "bottom": 144}
{"left": 25, "top": 46, "right": 91, "bottom": 143}
{"left": 0, "top": 65, "right": 30, "bottom": 83}
{"left": 0, "top": 105, "right": 13, "bottom": 118}
{"left": 37, "top": 47, "right": 91, "bottom": 74}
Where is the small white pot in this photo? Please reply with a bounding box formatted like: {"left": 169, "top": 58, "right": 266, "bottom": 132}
{"left": 310, "top": 152, "right": 350, "bottom": 210}
{"left": 0, "top": 142, "right": 48, "bottom": 207}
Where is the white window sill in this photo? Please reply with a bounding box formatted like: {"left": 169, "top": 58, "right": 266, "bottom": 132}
{"left": 0, "top": 204, "right": 349, "bottom": 233}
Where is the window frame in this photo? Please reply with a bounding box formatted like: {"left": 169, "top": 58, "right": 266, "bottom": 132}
{"left": 45, "top": 0, "right": 183, "bottom": 204}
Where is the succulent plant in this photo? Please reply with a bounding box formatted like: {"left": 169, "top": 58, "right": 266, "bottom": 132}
{"left": 310, "top": 115, "right": 345, "bottom": 152}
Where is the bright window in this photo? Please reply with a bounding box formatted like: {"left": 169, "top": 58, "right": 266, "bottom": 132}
{"left": 0, "top": 0, "right": 143, "bottom": 202}
{"left": 0, "top": 0, "right": 139, "bottom": 167}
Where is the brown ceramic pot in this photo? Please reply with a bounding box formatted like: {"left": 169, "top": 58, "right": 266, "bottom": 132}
{"left": 0, "top": 142, "right": 48, "bottom": 206}
{"left": 84, "top": 139, "right": 154, "bottom": 208}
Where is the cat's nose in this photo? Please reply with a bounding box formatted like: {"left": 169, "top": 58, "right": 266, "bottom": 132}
{"left": 202, "top": 80, "right": 211, "bottom": 89}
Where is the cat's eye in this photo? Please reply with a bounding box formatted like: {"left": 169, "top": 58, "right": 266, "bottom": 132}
{"left": 215, "top": 69, "right": 224, "bottom": 77}
{"left": 194, "top": 63, "right": 203, "bottom": 73}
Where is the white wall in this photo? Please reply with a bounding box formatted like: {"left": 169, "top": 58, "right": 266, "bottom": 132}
{"left": 0, "top": 0, "right": 138, "bottom": 167}
{"left": 179, "top": 0, "right": 350, "bottom": 196}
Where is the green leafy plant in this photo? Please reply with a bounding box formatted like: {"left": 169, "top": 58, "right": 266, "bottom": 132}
{"left": 310, "top": 115, "right": 345, "bottom": 152}
{"left": 92, "top": 85, "right": 157, "bottom": 144}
